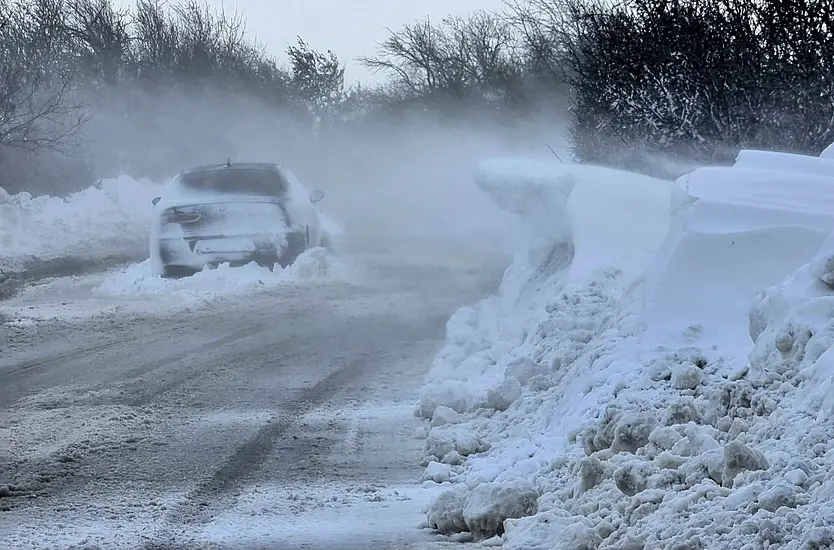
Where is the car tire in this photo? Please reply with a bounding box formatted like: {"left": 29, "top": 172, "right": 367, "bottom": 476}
{"left": 161, "top": 265, "right": 196, "bottom": 279}
{"left": 277, "top": 230, "right": 307, "bottom": 268}
{"left": 254, "top": 256, "right": 277, "bottom": 271}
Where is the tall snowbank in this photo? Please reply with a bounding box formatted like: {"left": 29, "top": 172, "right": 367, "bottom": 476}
{"left": 416, "top": 150, "right": 834, "bottom": 549}
{"left": 418, "top": 159, "right": 673, "bottom": 421}
{"left": 0, "top": 176, "right": 162, "bottom": 273}
{"left": 749, "top": 232, "right": 834, "bottom": 422}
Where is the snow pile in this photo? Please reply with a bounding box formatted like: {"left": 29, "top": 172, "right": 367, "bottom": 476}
{"left": 94, "top": 247, "right": 345, "bottom": 302}
{"left": 0, "top": 176, "right": 162, "bottom": 272}
{"left": 415, "top": 150, "right": 834, "bottom": 549}
{"left": 749, "top": 232, "right": 834, "bottom": 422}
{"left": 417, "top": 159, "right": 673, "bottom": 421}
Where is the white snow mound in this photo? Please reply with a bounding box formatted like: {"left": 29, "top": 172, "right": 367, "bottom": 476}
{"left": 418, "top": 160, "right": 672, "bottom": 419}
{"left": 750, "top": 231, "right": 834, "bottom": 422}
{"left": 0, "top": 176, "right": 161, "bottom": 272}
{"left": 417, "top": 150, "right": 834, "bottom": 549}
{"left": 94, "top": 247, "right": 345, "bottom": 302}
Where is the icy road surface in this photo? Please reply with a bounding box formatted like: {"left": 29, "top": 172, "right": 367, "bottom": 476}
{"left": 0, "top": 240, "right": 504, "bottom": 550}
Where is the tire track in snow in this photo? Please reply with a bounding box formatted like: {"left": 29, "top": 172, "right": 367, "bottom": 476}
{"left": 142, "top": 313, "right": 450, "bottom": 548}
{"left": 0, "top": 323, "right": 268, "bottom": 409}
{"left": 114, "top": 323, "right": 275, "bottom": 407}
{"left": 0, "top": 334, "right": 137, "bottom": 406}
{"left": 0, "top": 323, "right": 275, "bottom": 506}
{"left": 342, "top": 416, "right": 362, "bottom": 457}
{"left": 141, "top": 351, "right": 373, "bottom": 549}
{"left": 1, "top": 296, "right": 367, "bottom": 510}
{"left": 1, "top": 240, "right": 492, "bottom": 547}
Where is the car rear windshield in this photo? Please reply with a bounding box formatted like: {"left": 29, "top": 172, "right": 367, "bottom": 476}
{"left": 179, "top": 167, "right": 287, "bottom": 196}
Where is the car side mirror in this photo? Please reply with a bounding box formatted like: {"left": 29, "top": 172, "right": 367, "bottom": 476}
{"left": 309, "top": 190, "right": 325, "bottom": 203}
{"left": 152, "top": 197, "right": 161, "bottom": 206}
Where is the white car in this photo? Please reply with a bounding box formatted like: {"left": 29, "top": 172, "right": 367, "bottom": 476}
{"left": 149, "top": 161, "right": 326, "bottom": 278}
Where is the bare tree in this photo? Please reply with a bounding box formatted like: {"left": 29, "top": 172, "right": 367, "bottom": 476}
{"left": 283, "top": 36, "right": 348, "bottom": 135}
{"left": 359, "top": 12, "right": 523, "bottom": 107}
{"left": 360, "top": 18, "right": 447, "bottom": 95}
{"left": 287, "top": 36, "right": 345, "bottom": 120}
{"left": 131, "top": 0, "right": 181, "bottom": 81}
{"left": 503, "top": 0, "right": 580, "bottom": 83}
{"left": 445, "top": 12, "right": 524, "bottom": 94}
{"left": 0, "top": 0, "right": 86, "bottom": 153}
{"left": 65, "top": 0, "right": 132, "bottom": 86}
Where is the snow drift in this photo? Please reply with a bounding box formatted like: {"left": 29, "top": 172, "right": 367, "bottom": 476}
{"left": 0, "top": 246, "right": 347, "bottom": 325}
{"left": 95, "top": 246, "right": 344, "bottom": 301}
{"left": 0, "top": 176, "right": 162, "bottom": 274}
{"left": 415, "top": 149, "right": 834, "bottom": 549}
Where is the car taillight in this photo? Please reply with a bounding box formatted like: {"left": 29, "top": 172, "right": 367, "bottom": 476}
{"left": 161, "top": 206, "right": 201, "bottom": 224}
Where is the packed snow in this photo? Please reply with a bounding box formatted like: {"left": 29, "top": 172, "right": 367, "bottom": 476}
{"left": 97, "top": 246, "right": 344, "bottom": 300}
{"left": 0, "top": 247, "right": 346, "bottom": 324}
{"left": 414, "top": 149, "right": 834, "bottom": 549}
{"left": 0, "top": 176, "right": 161, "bottom": 273}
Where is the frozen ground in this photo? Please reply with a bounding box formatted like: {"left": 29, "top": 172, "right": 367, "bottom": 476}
{"left": 0, "top": 248, "right": 347, "bottom": 324}
{"left": 0, "top": 233, "right": 507, "bottom": 549}
{"left": 0, "top": 162, "right": 516, "bottom": 548}
{"left": 413, "top": 150, "right": 834, "bottom": 548}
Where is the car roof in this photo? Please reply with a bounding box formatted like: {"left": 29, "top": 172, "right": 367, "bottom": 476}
{"left": 179, "top": 162, "right": 283, "bottom": 175}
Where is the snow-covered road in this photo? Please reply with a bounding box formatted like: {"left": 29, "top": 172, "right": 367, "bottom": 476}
{"left": 8, "top": 145, "right": 834, "bottom": 549}
{"left": 0, "top": 240, "right": 505, "bottom": 549}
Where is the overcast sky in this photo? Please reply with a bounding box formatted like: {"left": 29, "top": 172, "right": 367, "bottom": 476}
{"left": 173, "top": 0, "right": 507, "bottom": 85}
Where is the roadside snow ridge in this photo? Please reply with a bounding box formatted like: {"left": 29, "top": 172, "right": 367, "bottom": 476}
{"left": 415, "top": 150, "right": 834, "bottom": 550}
{"left": 0, "top": 176, "right": 161, "bottom": 273}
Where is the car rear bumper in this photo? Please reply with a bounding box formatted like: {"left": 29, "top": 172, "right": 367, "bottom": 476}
{"left": 156, "top": 230, "right": 306, "bottom": 271}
